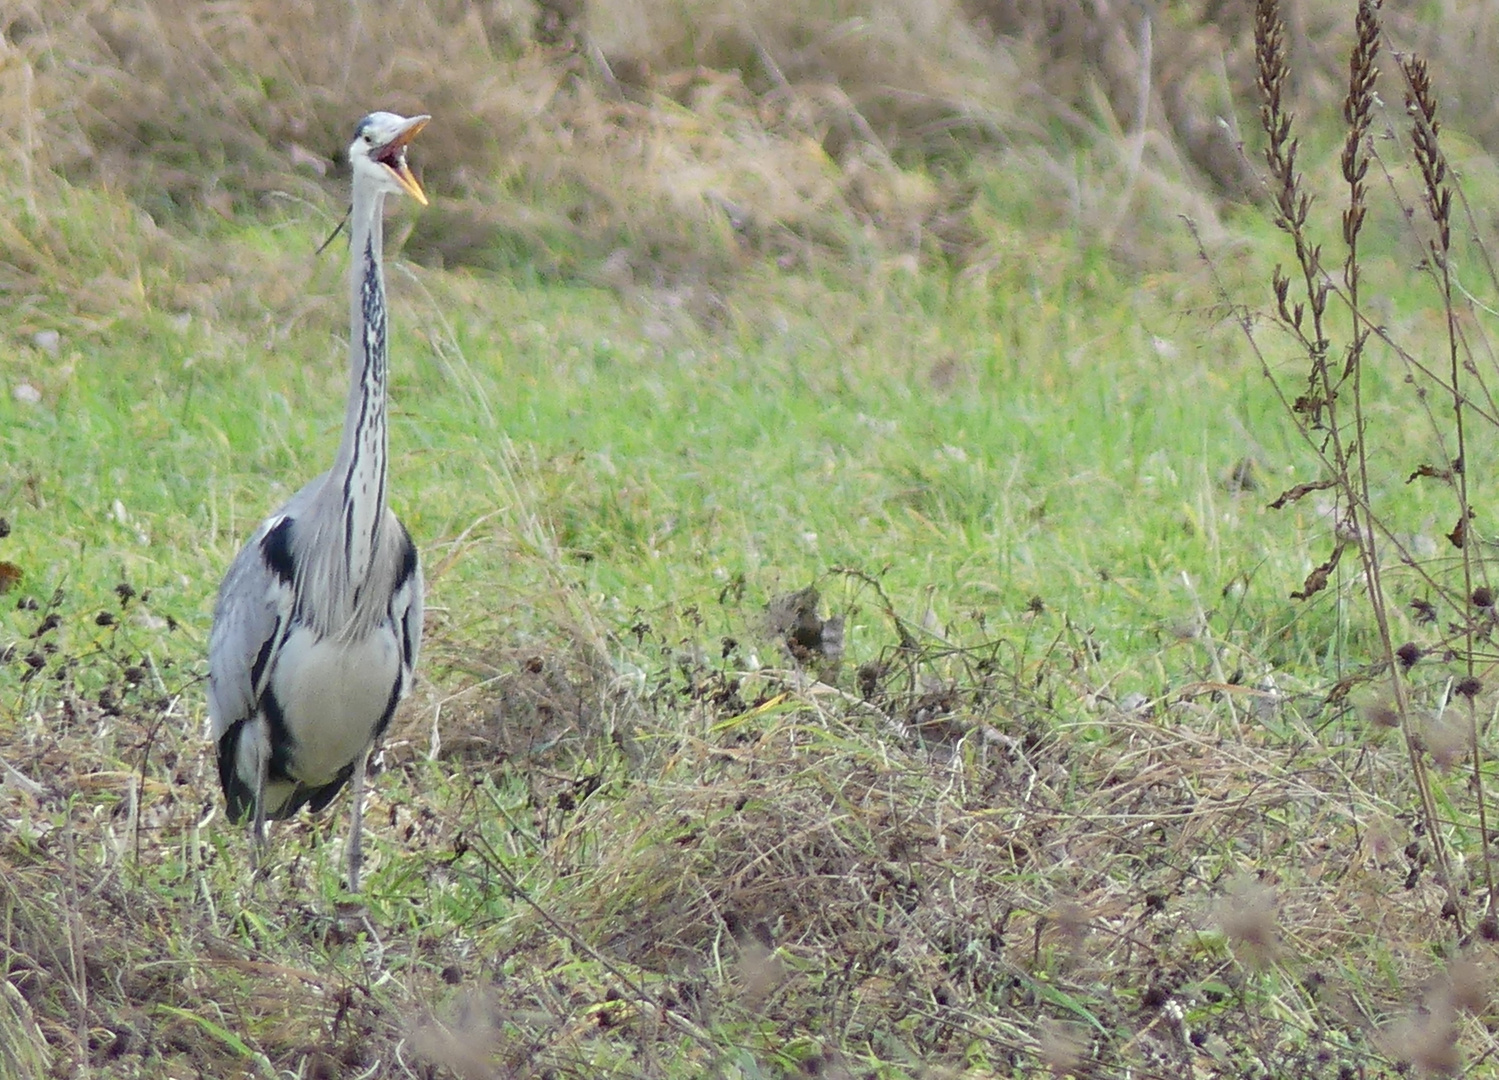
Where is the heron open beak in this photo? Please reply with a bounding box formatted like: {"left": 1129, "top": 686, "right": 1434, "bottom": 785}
{"left": 376, "top": 114, "right": 430, "bottom": 206}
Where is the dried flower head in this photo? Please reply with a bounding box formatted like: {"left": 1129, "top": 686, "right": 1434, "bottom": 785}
{"left": 1037, "top": 1019, "right": 1087, "bottom": 1076}
{"left": 1377, "top": 998, "right": 1462, "bottom": 1077}
{"left": 1421, "top": 709, "right": 1468, "bottom": 770}
{"left": 1215, "top": 875, "right": 1280, "bottom": 971}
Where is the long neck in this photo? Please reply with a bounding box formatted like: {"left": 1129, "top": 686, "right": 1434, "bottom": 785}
{"left": 330, "top": 180, "right": 390, "bottom": 587}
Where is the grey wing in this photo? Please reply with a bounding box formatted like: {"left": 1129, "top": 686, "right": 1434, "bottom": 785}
{"left": 388, "top": 514, "right": 423, "bottom": 698}
{"left": 208, "top": 476, "right": 326, "bottom": 741}
{"left": 207, "top": 514, "right": 295, "bottom": 743}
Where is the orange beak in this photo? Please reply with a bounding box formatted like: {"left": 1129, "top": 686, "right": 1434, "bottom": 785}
{"left": 379, "top": 115, "right": 429, "bottom": 205}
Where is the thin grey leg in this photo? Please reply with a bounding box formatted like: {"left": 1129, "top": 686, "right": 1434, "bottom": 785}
{"left": 347, "top": 748, "right": 368, "bottom": 892}
{"left": 252, "top": 747, "right": 268, "bottom": 874}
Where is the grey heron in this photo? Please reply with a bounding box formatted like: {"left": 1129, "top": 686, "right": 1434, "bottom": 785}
{"left": 208, "top": 111, "right": 429, "bottom": 891}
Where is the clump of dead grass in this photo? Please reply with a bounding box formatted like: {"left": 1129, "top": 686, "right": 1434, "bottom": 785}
{"left": 410, "top": 609, "right": 1473, "bottom": 1075}
{"left": 4, "top": 0, "right": 1274, "bottom": 313}
{"left": 10, "top": 0, "right": 1499, "bottom": 324}
{"left": 0, "top": 538, "right": 1488, "bottom": 1075}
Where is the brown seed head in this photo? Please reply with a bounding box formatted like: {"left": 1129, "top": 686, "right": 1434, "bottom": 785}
{"left": 1377, "top": 999, "right": 1462, "bottom": 1077}
{"left": 1215, "top": 875, "right": 1280, "bottom": 971}
{"left": 1037, "top": 1019, "right": 1086, "bottom": 1076}
{"left": 1440, "top": 956, "right": 1491, "bottom": 1015}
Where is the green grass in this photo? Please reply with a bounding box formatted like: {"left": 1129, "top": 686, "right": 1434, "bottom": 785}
{"left": 0, "top": 193, "right": 1427, "bottom": 1075}
{"left": 1, "top": 215, "right": 1327, "bottom": 693}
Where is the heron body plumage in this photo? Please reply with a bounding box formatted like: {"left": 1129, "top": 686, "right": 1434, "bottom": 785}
{"left": 208, "top": 111, "right": 429, "bottom": 890}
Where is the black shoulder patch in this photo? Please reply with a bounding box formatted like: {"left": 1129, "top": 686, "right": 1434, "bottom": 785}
{"left": 395, "top": 524, "right": 420, "bottom": 589}
{"left": 217, "top": 720, "right": 254, "bottom": 824}
{"left": 260, "top": 518, "right": 297, "bottom": 586}
{"left": 249, "top": 616, "right": 281, "bottom": 692}
{"left": 260, "top": 689, "right": 296, "bottom": 789}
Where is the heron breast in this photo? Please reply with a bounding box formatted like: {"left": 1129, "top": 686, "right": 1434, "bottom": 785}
{"left": 267, "top": 622, "right": 402, "bottom": 785}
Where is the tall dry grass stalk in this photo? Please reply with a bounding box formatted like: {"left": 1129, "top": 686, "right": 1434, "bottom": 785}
{"left": 1225, "top": 0, "right": 1499, "bottom": 933}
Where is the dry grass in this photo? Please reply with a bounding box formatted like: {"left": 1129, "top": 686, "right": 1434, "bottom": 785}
{"left": 11, "top": 0, "right": 1499, "bottom": 289}
{"left": 341, "top": 635, "right": 1498, "bottom": 1075}
{"left": 4, "top": 0, "right": 1284, "bottom": 303}
{"left": 6, "top": 543, "right": 1483, "bottom": 1074}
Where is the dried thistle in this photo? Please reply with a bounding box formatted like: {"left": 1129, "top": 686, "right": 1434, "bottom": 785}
{"left": 1377, "top": 998, "right": 1462, "bottom": 1077}
{"left": 1215, "top": 875, "right": 1280, "bottom": 971}
{"left": 1037, "top": 1018, "right": 1087, "bottom": 1076}
{"left": 1420, "top": 709, "right": 1468, "bottom": 770}
{"left": 1396, "top": 641, "right": 1424, "bottom": 668}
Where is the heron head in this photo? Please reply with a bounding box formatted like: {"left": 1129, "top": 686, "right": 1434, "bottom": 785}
{"left": 349, "top": 112, "right": 430, "bottom": 206}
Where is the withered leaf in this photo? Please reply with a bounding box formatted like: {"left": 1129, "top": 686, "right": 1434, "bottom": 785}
{"left": 1408, "top": 463, "right": 1454, "bottom": 484}
{"left": 0, "top": 561, "right": 21, "bottom": 594}
{"left": 1292, "top": 564, "right": 1331, "bottom": 600}
{"left": 1269, "top": 478, "right": 1336, "bottom": 511}
{"left": 1291, "top": 541, "right": 1347, "bottom": 601}
{"left": 1448, "top": 511, "right": 1475, "bottom": 549}
{"left": 1410, "top": 597, "right": 1438, "bottom": 625}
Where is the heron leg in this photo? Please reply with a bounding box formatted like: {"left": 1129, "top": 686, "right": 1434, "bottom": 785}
{"left": 251, "top": 741, "right": 269, "bottom": 873}
{"left": 347, "top": 747, "right": 368, "bottom": 892}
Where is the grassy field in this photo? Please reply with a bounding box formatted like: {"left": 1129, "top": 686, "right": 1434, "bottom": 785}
{"left": 6, "top": 0, "right": 1499, "bottom": 1077}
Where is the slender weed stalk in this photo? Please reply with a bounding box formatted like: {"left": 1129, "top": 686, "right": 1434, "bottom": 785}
{"left": 1397, "top": 53, "right": 1496, "bottom": 911}
{"left": 1245, "top": 0, "right": 1499, "bottom": 923}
